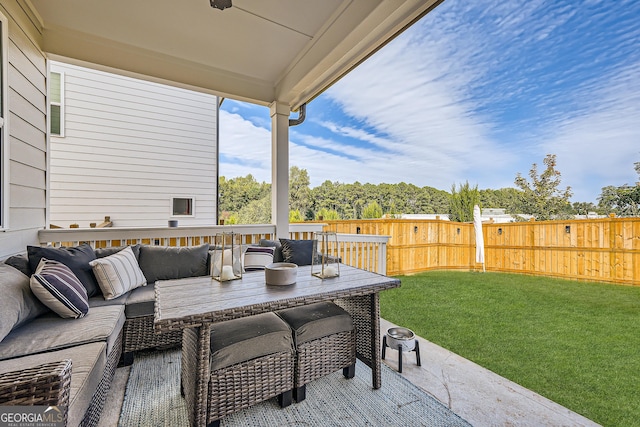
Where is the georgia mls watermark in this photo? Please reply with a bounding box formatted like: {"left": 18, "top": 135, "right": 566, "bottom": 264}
{"left": 0, "top": 406, "right": 65, "bottom": 427}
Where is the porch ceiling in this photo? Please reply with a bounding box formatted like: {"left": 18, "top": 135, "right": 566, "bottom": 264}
{"left": 27, "top": 0, "right": 442, "bottom": 110}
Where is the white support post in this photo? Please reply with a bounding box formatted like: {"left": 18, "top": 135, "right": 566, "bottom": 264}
{"left": 270, "top": 102, "right": 290, "bottom": 239}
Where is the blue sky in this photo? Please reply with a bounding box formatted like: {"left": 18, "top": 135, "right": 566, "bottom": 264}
{"left": 219, "top": 0, "right": 640, "bottom": 204}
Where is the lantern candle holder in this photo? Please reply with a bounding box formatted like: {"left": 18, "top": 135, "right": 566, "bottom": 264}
{"left": 211, "top": 232, "right": 243, "bottom": 282}
{"left": 311, "top": 231, "right": 340, "bottom": 279}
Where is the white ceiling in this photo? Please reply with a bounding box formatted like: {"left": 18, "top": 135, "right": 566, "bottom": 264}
{"left": 28, "top": 0, "right": 442, "bottom": 110}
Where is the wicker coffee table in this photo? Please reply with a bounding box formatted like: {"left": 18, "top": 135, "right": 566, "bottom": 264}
{"left": 154, "top": 264, "right": 400, "bottom": 427}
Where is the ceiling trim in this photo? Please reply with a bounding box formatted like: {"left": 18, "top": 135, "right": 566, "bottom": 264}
{"left": 279, "top": 0, "right": 443, "bottom": 110}
{"left": 41, "top": 24, "right": 276, "bottom": 105}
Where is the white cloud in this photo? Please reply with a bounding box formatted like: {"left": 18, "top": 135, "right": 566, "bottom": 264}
{"left": 218, "top": 110, "right": 271, "bottom": 182}
{"left": 541, "top": 62, "right": 640, "bottom": 201}
{"left": 218, "top": 0, "right": 640, "bottom": 204}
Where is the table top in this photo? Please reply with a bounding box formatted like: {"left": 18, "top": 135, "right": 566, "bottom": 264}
{"left": 154, "top": 264, "right": 400, "bottom": 332}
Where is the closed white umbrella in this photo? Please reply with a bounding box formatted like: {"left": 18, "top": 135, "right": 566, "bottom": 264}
{"left": 473, "top": 205, "right": 485, "bottom": 272}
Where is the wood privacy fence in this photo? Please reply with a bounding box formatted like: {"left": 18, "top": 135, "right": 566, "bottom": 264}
{"left": 321, "top": 217, "right": 640, "bottom": 286}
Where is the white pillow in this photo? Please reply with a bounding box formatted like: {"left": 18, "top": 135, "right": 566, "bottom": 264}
{"left": 243, "top": 246, "right": 275, "bottom": 271}
{"left": 89, "top": 246, "right": 146, "bottom": 300}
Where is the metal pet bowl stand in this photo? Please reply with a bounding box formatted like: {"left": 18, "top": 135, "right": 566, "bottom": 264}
{"left": 382, "top": 327, "right": 421, "bottom": 373}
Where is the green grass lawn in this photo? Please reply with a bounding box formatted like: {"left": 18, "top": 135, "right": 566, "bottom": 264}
{"left": 379, "top": 271, "right": 640, "bottom": 427}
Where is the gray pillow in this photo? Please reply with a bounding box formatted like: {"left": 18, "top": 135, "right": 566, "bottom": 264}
{"left": 4, "top": 254, "right": 31, "bottom": 276}
{"left": 27, "top": 244, "right": 100, "bottom": 297}
{"left": 0, "top": 264, "right": 49, "bottom": 342}
{"left": 279, "top": 239, "right": 315, "bottom": 266}
{"left": 95, "top": 244, "right": 141, "bottom": 259}
{"left": 138, "top": 244, "right": 210, "bottom": 283}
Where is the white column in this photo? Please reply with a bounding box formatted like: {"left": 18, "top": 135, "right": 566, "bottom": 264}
{"left": 270, "top": 102, "right": 290, "bottom": 239}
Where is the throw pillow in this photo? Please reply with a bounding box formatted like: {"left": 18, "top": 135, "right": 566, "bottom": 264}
{"left": 30, "top": 259, "right": 89, "bottom": 319}
{"left": 243, "top": 246, "right": 275, "bottom": 271}
{"left": 138, "top": 244, "right": 210, "bottom": 284}
{"left": 89, "top": 246, "right": 147, "bottom": 300}
{"left": 279, "top": 239, "right": 315, "bottom": 266}
{"left": 259, "top": 239, "right": 284, "bottom": 262}
{"left": 27, "top": 244, "right": 100, "bottom": 297}
{"left": 94, "top": 244, "right": 141, "bottom": 259}
{"left": 0, "top": 264, "right": 49, "bottom": 342}
{"left": 4, "top": 254, "right": 31, "bottom": 276}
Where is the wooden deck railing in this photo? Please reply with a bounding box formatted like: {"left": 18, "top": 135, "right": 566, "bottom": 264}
{"left": 37, "top": 223, "right": 391, "bottom": 275}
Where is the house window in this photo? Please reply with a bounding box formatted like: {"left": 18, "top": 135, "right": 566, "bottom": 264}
{"left": 0, "top": 13, "right": 8, "bottom": 229}
{"left": 49, "top": 71, "right": 64, "bottom": 136}
{"left": 172, "top": 197, "right": 195, "bottom": 216}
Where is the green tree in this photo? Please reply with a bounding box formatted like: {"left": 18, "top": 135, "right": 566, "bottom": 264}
{"left": 597, "top": 162, "right": 640, "bottom": 217}
{"left": 218, "top": 174, "right": 270, "bottom": 214}
{"left": 448, "top": 181, "right": 480, "bottom": 222}
{"left": 289, "top": 209, "right": 303, "bottom": 223}
{"left": 479, "top": 188, "right": 522, "bottom": 213}
{"left": 514, "top": 154, "right": 573, "bottom": 220}
{"left": 362, "top": 201, "right": 383, "bottom": 219}
{"left": 315, "top": 207, "right": 340, "bottom": 220}
{"left": 236, "top": 195, "right": 271, "bottom": 224}
{"left": 289, "top": 166, "right": 311, "bottom": 217}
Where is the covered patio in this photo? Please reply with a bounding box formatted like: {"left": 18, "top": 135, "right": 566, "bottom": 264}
{"left": 0, "top": 2, "right": 606, "bottom": 426}
{"left": 0, "top": 0, "right": 442, "bottom": 254}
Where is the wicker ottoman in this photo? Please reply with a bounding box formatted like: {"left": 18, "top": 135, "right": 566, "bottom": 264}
{"left": 186, "top": 312, "right": 295, "bottom": 427}
{"left": 276, "top": 301, "right": 356, "bottom": 402}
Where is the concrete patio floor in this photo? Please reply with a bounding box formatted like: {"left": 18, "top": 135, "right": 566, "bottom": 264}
{"left": 99, "top": 319, "right": 602, "bottom": 426}
{"left": 380, "top": 318, "right": 601, "bottom": 427}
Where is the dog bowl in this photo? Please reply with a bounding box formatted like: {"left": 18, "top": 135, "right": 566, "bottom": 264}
{"left": 386, "top": 327, "right": 416, "bottom": 352}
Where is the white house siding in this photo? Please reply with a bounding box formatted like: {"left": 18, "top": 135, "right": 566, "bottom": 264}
{"left": 0, "top": 0, "right": 47, "bottom": 259}
{"left": 49, "top": 61, "right": 218, "bottom": 228}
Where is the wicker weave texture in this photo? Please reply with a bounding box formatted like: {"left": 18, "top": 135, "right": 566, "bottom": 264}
{"left": 182, "top": 327, "right": 212, "bottom": 427}
{"left": 79, "top": 331, "right": 123, "bottom": 427}
{"left": 123, "top": 315, "right": 182, "bottom": 353}
{"left": 207, "top": 351, "right": 294, "bottom": 422}
{"left": 335, "top": 294, "right": 382, "bottom": 388}
{"left": 296, "top": 330, "right": 356, "bottom": 387}
{"left": 0, "top": 359, "right": 71, "bottom": 411}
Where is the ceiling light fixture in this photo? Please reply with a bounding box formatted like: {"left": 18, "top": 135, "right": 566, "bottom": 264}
{"left": 210, "top": 0, "right": 232, "bottom": 10}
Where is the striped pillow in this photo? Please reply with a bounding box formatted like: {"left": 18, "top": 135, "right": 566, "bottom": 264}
{"left": 243, "top": 246, "right": 275, "bottom": 271}
{"left": 30, "top": 258, "right": 90, "bottom": 319}
{"left": 89, "top": 246, "right": 147, "bottom": 300}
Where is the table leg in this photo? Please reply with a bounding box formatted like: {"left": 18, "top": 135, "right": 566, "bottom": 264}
{"left": 182, "top": 326, "right": 211, "bottom": 427}
{"left": 370, "top": 292, "right": 382, "bottom": 389}
{"left": 336, "top": 292, "right": 382, "bottom": 389}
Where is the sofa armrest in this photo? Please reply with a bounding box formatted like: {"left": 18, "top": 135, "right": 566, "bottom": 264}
{"left": 0, "top": 359, "right": 71, "bottom": 408}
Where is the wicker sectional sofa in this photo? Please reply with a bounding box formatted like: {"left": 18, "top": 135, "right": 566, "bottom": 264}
{"left": 0, "top": 243, "right": 214, "bottom": 427}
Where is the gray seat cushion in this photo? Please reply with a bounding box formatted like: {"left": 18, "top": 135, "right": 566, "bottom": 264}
{"left": 0, "top": 305, "right": 125, "bottom": 361}
{"left": 210, "top": 312, "right": 293, "bottom": 371}
{"left": 88, "top": 292, "right": 129, "bottom": 308}
{"left": 138, "top": 244, "right": 209, "bottom": 284}
{"left": 0, "top": 342, "right": 107, "bottom": 427}
{"left": 123, "top": 284, "right": 156, "bottom": 318}
{"left": 276, "top": 302, "right": 354, "bottom": 345}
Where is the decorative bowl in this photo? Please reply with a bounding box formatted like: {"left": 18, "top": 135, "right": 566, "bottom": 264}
{"left": 386, "top": 327, "right": 416, "bottom": 352}
{"left": 265, "top": 262, "right": 298, "bottom": 286}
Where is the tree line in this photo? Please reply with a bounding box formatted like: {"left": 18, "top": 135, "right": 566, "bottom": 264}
{"left": 218, "top": 156, "right": 640, "bottom": 224}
